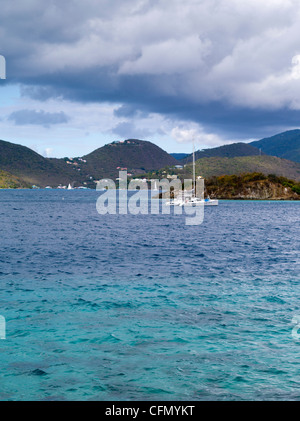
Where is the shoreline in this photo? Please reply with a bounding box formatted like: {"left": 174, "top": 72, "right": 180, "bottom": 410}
{"left": 1, "top": 187, "right": 300, "bottom": 201}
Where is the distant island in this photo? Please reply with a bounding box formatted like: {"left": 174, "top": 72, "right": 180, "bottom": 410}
{"left": 0, "top": 130, "right": 300, "bottom": 199}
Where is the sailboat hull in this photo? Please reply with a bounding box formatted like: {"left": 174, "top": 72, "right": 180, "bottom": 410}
{"left": 179, "top": 199, "right": 218, "bottom": 206}
{"left": 204, "top": 199, "right": 218, "bottom": 206}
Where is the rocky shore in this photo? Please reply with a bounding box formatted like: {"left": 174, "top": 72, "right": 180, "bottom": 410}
{"left": 206, "top": 179, "right": 300, "bottom": 200}
{"left": 158, "top": 173, "right": 300, "bottom": 200}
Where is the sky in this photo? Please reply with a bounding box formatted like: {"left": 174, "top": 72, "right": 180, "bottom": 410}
{"left": 1, "top": 0, "right": 300, "bottom": 157}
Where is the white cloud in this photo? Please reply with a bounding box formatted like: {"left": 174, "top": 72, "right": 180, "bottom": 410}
{"left": 43, "top": 147, "right": 53, "bottom": 157}
{"left": 119, "top": 36, "right": 211, "bottom": 75}
{"left": 170, "top": 124, "right": 226, "bottom": 149}
{"left": 218, "top": 54, "right": 300, "bottom": 110}
{"left": 290, "top": 55, "right": 300, "bottom": 80}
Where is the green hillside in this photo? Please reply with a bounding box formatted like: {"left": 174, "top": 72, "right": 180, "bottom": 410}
{"left": 2, "top": 134, "right": 300, "bottom": 188}
{"left": 181, "top": 142, "right": 261, "bottom": 163}
{"left": 178, "top": 130, "right": 300, "bottom": 164}
{"left": 194, "top": 155, "right": 300, "bottom": 180}
{"left": 250, "top": 130, "right": 300, "bottom": 163}
{"left": 0, "top": 170, "right": 31, "bottom": 188}
{"left": 0, "top": 138, "right": 179, "bottom": 187}
{"left": 0, "top": 138, "right": 74, "bottom": 186}
{"left": 80, "top": 139, "right": 179, "bottom": 179}
{"left": 141, "top": 155, "right": 300, "bottom": 182}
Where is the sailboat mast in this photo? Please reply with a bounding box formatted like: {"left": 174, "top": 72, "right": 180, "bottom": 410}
{"left": 193, "top": 141, "right": 196, "bottom": 198}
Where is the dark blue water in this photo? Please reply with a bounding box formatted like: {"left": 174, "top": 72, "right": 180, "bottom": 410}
{"left": 0, "top": 190, "right": 300, "bottom": 400}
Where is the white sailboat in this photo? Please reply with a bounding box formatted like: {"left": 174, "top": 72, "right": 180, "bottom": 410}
{"left": 166, "top": 142, "right": 218, "bottom": 206}
{"left": 67, "top": 183, "right": 73, "bottom": 190}
{"left": 181, "top": 143, "right": 218, "bottom": 206}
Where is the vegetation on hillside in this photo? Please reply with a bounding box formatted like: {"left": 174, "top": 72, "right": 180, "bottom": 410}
{"left": 0, "top": 170, "right": 31, "bottom": 189}
{"left": 0, "top": 138, "right": 75, "bottom": 186}
{"left": 179, "top": 130, "right": 300, "bottom": 164}
{"left": 193, "top": 156, "right": 300, "bottom": 181}
{"left": 82, "top": 139, "right": 178, "bottom": 179}
{"left": 1, "top": 132, "right": 300, "bottom": 190}
{"left": 181, "top": 142, "right": 261, "bottom": 163}
{"left": 139, "top": 155, "right": 300, "bottom": 182}
{"left": 250, "top": 129, "right": 300, "bottom": 163}
{"left": 205, "top": 172, "right": 300, "bottom": 199}
{"left": 0, "top": 138, "right": 179, "bottom": 187}
{"left": 155, "top": 171, "right": 300, "bottom": 200}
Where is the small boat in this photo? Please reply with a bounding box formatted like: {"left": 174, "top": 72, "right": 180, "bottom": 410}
{"left": 67, "top": 183, "right": 73, "bottom": 190}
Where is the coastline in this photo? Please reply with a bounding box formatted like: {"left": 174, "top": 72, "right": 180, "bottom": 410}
{"left": 5, "top": 187, "right": 296, "bottom": 201}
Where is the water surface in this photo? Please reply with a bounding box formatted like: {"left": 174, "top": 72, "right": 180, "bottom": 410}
{"left": 0, "top": 190, "right": 299, "bottom": 400}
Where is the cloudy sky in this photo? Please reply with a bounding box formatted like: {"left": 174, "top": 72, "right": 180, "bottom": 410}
{"left": 1, "top": 0, "right": 300, "bottom": 157}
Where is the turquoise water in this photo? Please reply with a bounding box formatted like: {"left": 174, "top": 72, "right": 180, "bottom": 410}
{"left": 0, "top": 190, "right": 300, "bottom": 400}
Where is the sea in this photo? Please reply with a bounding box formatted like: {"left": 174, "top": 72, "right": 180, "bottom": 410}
{"left": 0, "top": 189, "right": 300, "bottom": 401}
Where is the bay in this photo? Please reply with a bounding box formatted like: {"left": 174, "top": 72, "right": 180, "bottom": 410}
{"left": 0, "top": 189, "right": 299, "bottom": 401}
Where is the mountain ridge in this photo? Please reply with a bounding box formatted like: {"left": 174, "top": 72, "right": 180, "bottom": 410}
{"left": 250, "top": 129, "right": 300, "bottom": 163}
{"left": 1, "top": 130, "right": 300, "bottom": 188}
{"left": 179, "top": 142, "right": 262, "bottom": 163}
{"left": 81, "top": 139, "right": 178, "bottom": 179}
{"left": 175, "top": 130, "right": 300, "bottom": 164}
{"left": 0, "top": 138, "right": 179, "bottom": 187}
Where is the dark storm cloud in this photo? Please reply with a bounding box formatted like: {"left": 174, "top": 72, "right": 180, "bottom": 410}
{"left": 113, "top": 104, "right": 137, "bottom": 118}
{"left": 2, "top": 0, "right": 300, "bottom": 139}
{"left": 114, "top": 104, "right": 149, "bottom": 118}
{"left": 112, "top": 121, "right": 153, "bottom": 139}
{"left": 8, "top": 109, "right": 70, "bottom": 127}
